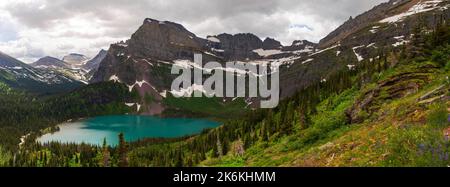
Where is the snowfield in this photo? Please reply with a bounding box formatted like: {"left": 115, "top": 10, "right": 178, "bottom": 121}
{"left": 252, "top": 49, "right": 284, "bottom": 57}
{"left": 352, "top": 45, "right": 365, "bottom": 62}
{"left": 170, "top": 84, "right": 209, "bottom": 97}
{"left": 207, "top": 36, "right": 221, "bottom": 43}
{"left": 310, "top": 44, "right": 340, "bottom": 56}
{"left": 380, "top": 0, "right": 443, "bottom": 23}
{"left": 301, "top": 58, "right": 314, "bottom": 64}
{"left": 392, "top": 35, "right": 409, "bottom": 47}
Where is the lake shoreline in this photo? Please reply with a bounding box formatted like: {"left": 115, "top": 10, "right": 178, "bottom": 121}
{"left": 35, "top": 115, "right": 221, "bottom": 146}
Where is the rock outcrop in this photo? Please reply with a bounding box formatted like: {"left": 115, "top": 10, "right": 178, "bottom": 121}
{"left": 346, "top": 64, "right": 438, "bottom": 123}
{"left": 213, "top": 33, "right": 263, "bottom": 61}
{"left": 83, "top": 49, "right": 107, "bottom": 71}
{"left": 263, "top": 37, "right": 282, "bottom": 50}
{"left": 282, "top": 40, "right": 317, "bottom": 52}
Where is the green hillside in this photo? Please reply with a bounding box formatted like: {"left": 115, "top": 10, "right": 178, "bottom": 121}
{"left": 128, "top": 24, "right": 450, "bottom": 167}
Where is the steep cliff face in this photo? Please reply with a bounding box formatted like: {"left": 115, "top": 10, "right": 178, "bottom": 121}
{"left": 83, "top": 49, "right": 107, "bottom": 71}
{"left": 213, "top": 33, "right": 263, "bottom": 61}
{"left": 319, "top": 0, "right": 449, "bottom": 48}
{"left": 281, "top": 0, "right": 449, "bottom": 98}
{"left": 282, "top": 40, "right": 316, "bottom": 52}
{"left": 126, "top": 18, "right": 208, "bottom": 61}
{"left": 263, "top": 38, "right": 282, "bottom": 50}
{"left": 90, "top": 20, "right": 195, "bottom": 114}
{"left": 91, "top": 18, "right": 317, "bottom": 115}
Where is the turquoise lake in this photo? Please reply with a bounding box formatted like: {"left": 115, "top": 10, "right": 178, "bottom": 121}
{"left": 36, "top": 115, "right": 221, "bottom": 146}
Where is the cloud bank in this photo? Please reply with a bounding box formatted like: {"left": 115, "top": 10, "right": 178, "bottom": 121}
{"left": 0, "top": 0, "right": 388, "bottom": 63}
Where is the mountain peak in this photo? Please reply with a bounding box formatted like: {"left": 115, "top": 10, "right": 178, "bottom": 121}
{"left": 263, "top": 37, "right": 282, "bottom": 50}
{"left": 62, "top": 53, "right": 89, "bottom": 65}
{"left": 41, "top": 56, "right": 60, "bottom": 60}
{"left": 82, "top": 49, "right": 107, "bottom": 72}
{"left": 122, "top": 18, "right": 202, "bottom": 60}
{"left": 0, "top": 50, "right": 26, "bottom": 67}
{"left": 32, "top": 56, "right": 69, "bottom": 68}
{"left": 0, "top": 50, "right": 83, "bottom": 93}
{"left": 143, "top": 18, "right": 169, "bottom": 24}
{"left": 68, "top": 53, "right": 85, "bottom": 56}
{"left": 318, "top": 0, "right": 448, "bottom": 48}
{"left": 142, "top": 18, "right": 192, "bottom": 33}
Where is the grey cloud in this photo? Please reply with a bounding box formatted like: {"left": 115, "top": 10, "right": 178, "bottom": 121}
{"left": 2, "top": 0, "right": 389, "bottom": 61}
{"left": 6, "top": 0, "right": 388, "bottom": 35}
{"left": 0, "top": 21, "right": 18, "bottom": 42}
{"left": 57, "top": 44, "right": 76, "bottom": 51}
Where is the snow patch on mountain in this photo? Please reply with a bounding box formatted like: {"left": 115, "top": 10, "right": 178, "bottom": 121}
{"left": 347, "top": 64, "right": 356, "bottom": 70}
{"left": 124, "top": 102, "right": 142, "bottom": 112}
{"left": 310, "top": 44, "right": 340, "bottom": 56}
{"left": 367, "top": 43, "right": 377, "bottom": 48}
{"left": 170, "top": 84, "right": 208, "bottom": 97}
{"left": 109, "top": 75, "right": 121, "bottom": 83}
{"left": 292, "top": 46, "right": 315, "bottom": 54}
{"left": 370, "top": 26, "right": 380, "bottom": 33}
{"left": 380, "top": 0, "right": 443, "bottom": 23}
{"left": 293, "top": 40, "right": 304, "bottom": 46}
{"left": 253, "top": 49, "right": 284, "bottom": 57}
{"left": 352, "top": 45, "right": 365, "bottom": 62}
{"left": 136, "top": 103, "right": 142, "bottom": 111}
{"left": 211, "top": 48, "right": 225, "bottom": 53}
{"left": 135, "top": 80, "right": 149, "bottom": 87}
{"left": 160, "top": 90, "right": 167, "bottom": 98}
{"left": 301, "top": 58, "right": 314, "bottom": 64}
{"left": 392, "top": 35, "right": 409, "bottom": 47}
{"left": 126, "top": 80, "right": 151, "bottom": 92}
{"left": 207, "top": 36, "right": 221, "bottom": 43}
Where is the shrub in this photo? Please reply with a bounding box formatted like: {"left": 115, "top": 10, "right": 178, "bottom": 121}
{"left": 427, "top": 104, "right": 448, "bottom": 128}
{"left": 445, "top": 61, "right": 450, "bottom": 72}
{"left": 431, "top": 45, "right": 450, "bottom": 67}
{"left": 0, "top": 146, "right": 11, "bottom": 167}
{"left": 384, "top": 126, "right": 450, "bottom": 167}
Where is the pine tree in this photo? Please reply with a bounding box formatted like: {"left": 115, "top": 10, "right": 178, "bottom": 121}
{"left": 102, "top": 138, "right": 110, "bottom": 167}
{"left": 174, "top": 149, "right": 183, "bottom": 167}
{"left": 382, "top": 51, "right": 389, "bottom": 70}
{"left": 233, "top": 137, "right": 245, "bottom": 156}
{"left": 118, "top": 133, "right": 128, "bottom": 167}
{"left": 431, "top": 14, "right": 450, "bottom": 47}
{"left": 0, "top": 146, "right": 11, "bottom": 167}
{"left": 409, "top": 15, "right": 427, "bottom": 59}
{"left": 216, "top": 134, "right": 223, "bottom": 158}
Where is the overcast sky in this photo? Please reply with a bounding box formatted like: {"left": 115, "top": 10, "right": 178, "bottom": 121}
{"left": 0, "top": 0, "right": 388, "bottom": 63}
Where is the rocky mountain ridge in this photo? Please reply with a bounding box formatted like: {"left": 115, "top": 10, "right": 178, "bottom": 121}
{"left": 90, "top": 18, "right": 318, "bottom": 115}
{"left": 90, "top": 0, "right": 449, "bottom": 116}
{"left": 0, "top": 51, "right": 84, "bottom": 94}
{"left": 31, "top": 50, "right": 107, "bottom": 83}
